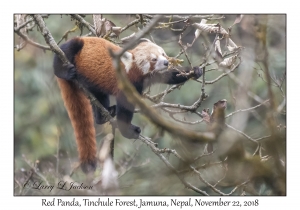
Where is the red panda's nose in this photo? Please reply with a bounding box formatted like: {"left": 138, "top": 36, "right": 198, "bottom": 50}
{"left": 164, "top": 60, "right": 169, "bottom": 66}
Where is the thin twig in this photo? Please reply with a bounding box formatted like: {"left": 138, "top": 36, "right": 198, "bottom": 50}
{"left": 15, "top": 18, "right": 34, "bottom": 31}
{"left": 194, "top": 150, "right": 215, "bottom": 161}
{"left": 70, "top": 14, "right": 96, "bottom": 36}
{"left": 197, "top": 59, "right": 241, "bottom": 84}
{"left": 120, "top": 18, "right": 140, "bottom": 33}
{"left": 226, "top": 123, "right": 270, "bottom": 143}
{"left": 178, "top": 34, "right": 193, "bottom": 68}
{"left": 14, "top": 28, "right": 50, "bottom": 51}
{"left": 22, "top": 155, "right": 50, "bottom": 186}
{"left": 226, "top": 100, "right": 269, "bottom": 118}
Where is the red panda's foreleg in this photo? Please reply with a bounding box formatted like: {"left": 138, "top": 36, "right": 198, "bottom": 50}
{"left": 149, "top": 66, "right": 203, "bottom": 85}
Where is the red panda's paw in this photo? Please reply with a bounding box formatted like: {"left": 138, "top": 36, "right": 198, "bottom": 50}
{"left": 131, "top": 125, "right": 141, "bottom": 138}
{"left": 192, "top": 66, "right": 203, "bottom": 79}
{"left": 64, "top": 63, "right": 77, "bottom": 81}
{"left": 108, "top": 105, "right": 117, "bottom": 118}
{"left": 119, "top": 124, "right": 141, "bottom": 139}
{"left": 81, "top": 159, "right": 97, "bottom": 174}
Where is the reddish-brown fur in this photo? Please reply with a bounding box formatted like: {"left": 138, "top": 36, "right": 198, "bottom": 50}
{"left": 74, "top": 37, "right": 144, "bottom": 95}
{"left": 126, "top": 63, "right": 144, "bottom": 83}
{"left": 56, "top": 78, "right": 97, "bottom": 168}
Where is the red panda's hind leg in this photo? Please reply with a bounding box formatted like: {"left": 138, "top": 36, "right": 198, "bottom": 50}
{"left": 90, "top": 91, "right": 116, "bottom": 124}
{"left": 116, "top": 94, "right": 141, "bottom": 139}
{"left": 92, "top": 104, "right": 116, "bottom": 124}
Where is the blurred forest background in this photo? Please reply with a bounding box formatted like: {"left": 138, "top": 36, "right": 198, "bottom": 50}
{"left": 14, "top": 14, "right": 286, "bottom": 196}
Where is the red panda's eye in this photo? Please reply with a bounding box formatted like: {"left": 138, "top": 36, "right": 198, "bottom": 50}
{"left": 152, "top": 58, "right": 157, "bottom": 62}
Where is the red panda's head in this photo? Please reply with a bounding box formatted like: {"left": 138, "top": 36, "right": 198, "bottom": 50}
{"left": 121, "top": 39, "right": 169, "bottom": 75}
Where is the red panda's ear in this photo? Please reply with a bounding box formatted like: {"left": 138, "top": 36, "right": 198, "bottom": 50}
{"left": 122, "top": 38, "right": 152, "bottom": 50}
{"left": 121, "top": 51, "right": 133, "bottom": 73}
{"left": 139, "top": 38, "right": 152, "bottom": 43}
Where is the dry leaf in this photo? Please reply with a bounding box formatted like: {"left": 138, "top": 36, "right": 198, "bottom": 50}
{"left": 214, "top": 36, "right": 223, "bottom": 58}
{"left": 227, "top": 38, "right": 238, "bottom": 51}
{"left": 105, "top": 19, "right": 116, "bottom": 31}
{"left": 219, "top": 55, "right": 238, "bottom": 67}
{"left": 93, "top": 15, "right": 119, "bottom": 38}
{"left": 231, "top": 15, "right": 244, "bottom": 27}
{"left": 168, "top": 57, "right": 184, "bottom": 67}
{"left": 193, "top": 23, "right": 228, "bottom": 35}
{"left": 188, "top": 19, "right": 207, "bottom": 47}
{"left": 93, "top": 15, "right": 105, "bottom": 37}
{"left": 227, "top": 45, "right": 236, "bottom": 52}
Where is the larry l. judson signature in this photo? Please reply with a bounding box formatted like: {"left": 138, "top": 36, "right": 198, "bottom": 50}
{"left": 23, "top": 180, "right": 93, "bottom": 192}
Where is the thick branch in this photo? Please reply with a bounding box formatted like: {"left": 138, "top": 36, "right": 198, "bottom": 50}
{"left": 32, "top": 15, "right": 69, "bottom": 63}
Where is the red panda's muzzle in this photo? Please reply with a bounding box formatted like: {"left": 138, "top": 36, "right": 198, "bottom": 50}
{"left": 154, "top": 55, "right": 169, "bottom": 71}
{"left": 164, "top": 60, "right": 169, "bottom": 66}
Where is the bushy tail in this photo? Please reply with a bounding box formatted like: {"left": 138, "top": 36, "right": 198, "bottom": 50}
{"left": 57, "top": 78, "right": 97, "bottom": 173}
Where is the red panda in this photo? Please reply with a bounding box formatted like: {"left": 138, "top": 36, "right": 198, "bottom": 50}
{"left": 53, "top": 37, "right": 202, "bottom": 173}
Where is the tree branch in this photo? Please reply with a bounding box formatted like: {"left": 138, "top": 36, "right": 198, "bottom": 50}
{"left": 70, "top": 14, "right": 96, "bottom": 36}
{"left": 14, "top": 28, "right": 50, "bottom": 51}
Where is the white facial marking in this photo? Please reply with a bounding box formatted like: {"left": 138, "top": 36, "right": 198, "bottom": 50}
{"left": 151, "top": 53, "right": 156, "bottom": 59}
{"left": 141, "top": 62, "right": 150, "bottom": 74}
{"left": 154, "top": 55, "right": 168, "bottom": 71}
{"left": 121, "top": 51, "right": 133, "bottom": 73}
